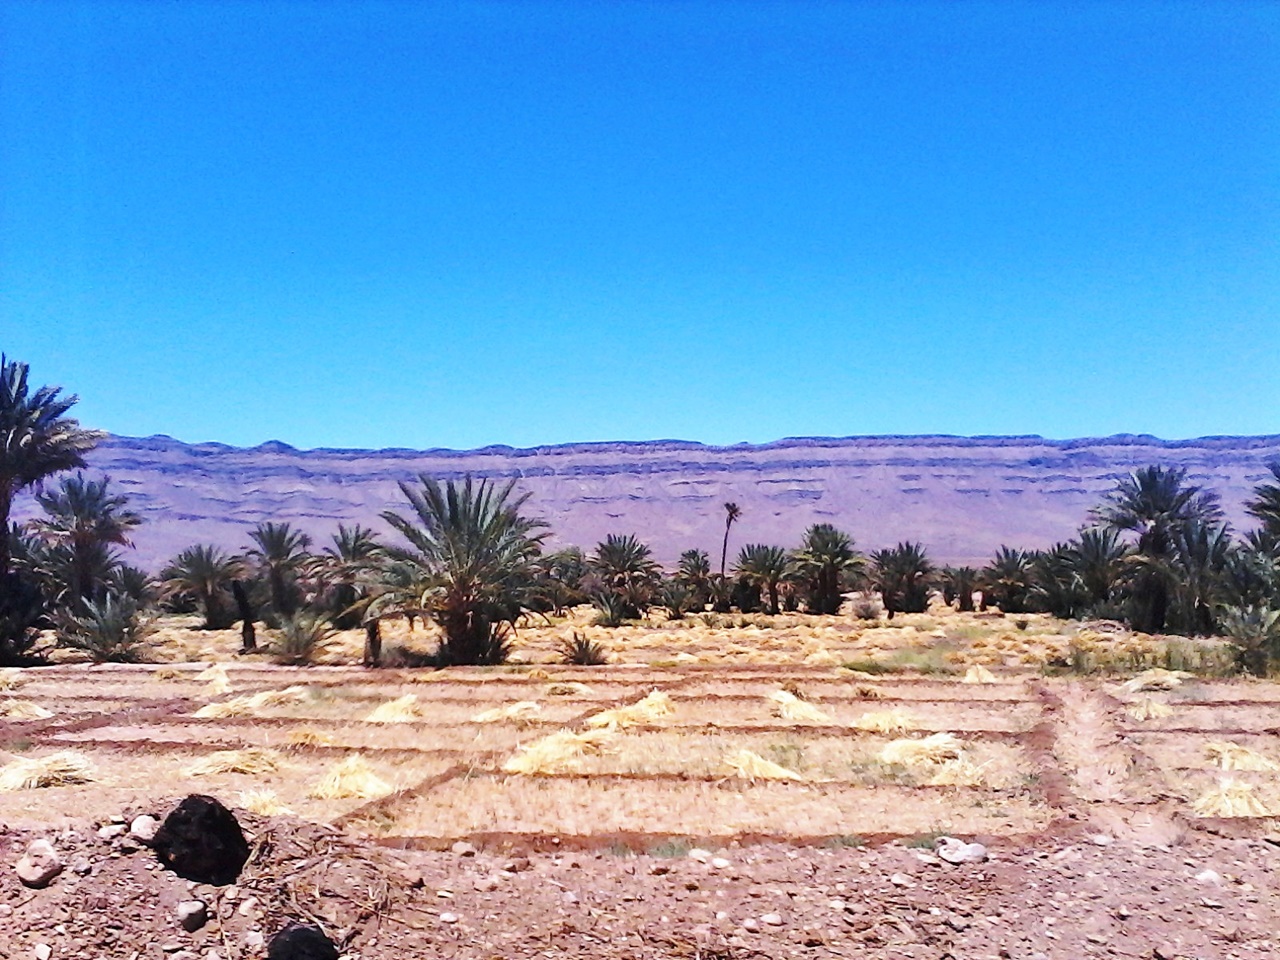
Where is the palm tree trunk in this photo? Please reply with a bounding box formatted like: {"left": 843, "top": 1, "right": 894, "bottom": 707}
{"left": 0, "top": 486, "right": 11, "bottom": 578}
{"left": 232, "top": 580, "right": 255, "bottom": 651}
{"left": 364, "top": 620, "right": 382, "bottom": 667}
{"left": 720, "top": 524, "right": 731, "bottom": 580}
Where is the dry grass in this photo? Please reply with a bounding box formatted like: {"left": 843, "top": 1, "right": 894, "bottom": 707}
{"left": 586, "top": 691, "right": 675, "bottom": 730}
{"left": 286, "top": 728, "right": 338, "bottom": 747}
{"left": 546, "top": 682, "right": 593, "bottom": 697}
{"left": 0, "top": 700, "right": 53, "bottom": 720}
{"left": 1121, "top": 669, "right": 1194, "bottom": 694}
{"left": 308, "top": 754, "right": 393, "bottom": 800}
{"left": 1193, "top": 779, "right": 1276, "bottom": 818}
{"left": 723, "top": 749, "right": 804, "bottom": 781}
{"left": 0, "top": 669, "right": 26, "bottom": 692}
{"left": 1204, "top": 741, "right": 1280, "bottom": 772}
{"left": 854, "top": 709, "right": 918, "bottom": 734}
{"left": 502, "top": 728, "right": 615, "bottom": 775}
{"left": 365, "top": 694, "right": 426, "bottom": 724}
{"left": 767, "top": 690, "right": 831, "bottom": 723}
{"left": 878, "top": 733, "right": 964, "bottom": 766}
{"left": 194, "top": 686, "right": 309, "bottom": 718}
{"left": 471, "top": 701, "right": 542, "bottom": 723}
{"left": 237, "top": 788, "right": 294, "bottom": 815}
{"left": 184, "top": 747, "right": 287, "bottom": 777}
{"left": 1125, "top": 697, "right": 1173, "bottom": 722}
{"left": 962, "top": 665, "right": 997, "bottom": 684}
{"left": 0, "top": 751, "right": 95, "bottom": 791}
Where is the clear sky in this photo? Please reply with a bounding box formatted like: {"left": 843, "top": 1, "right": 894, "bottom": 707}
{"left": 2, "top": 1, "right": 1277, "bottom": 451}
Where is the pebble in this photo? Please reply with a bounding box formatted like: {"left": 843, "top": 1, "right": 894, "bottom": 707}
{"left": 761, "top": 913, "right": 783, "bottom": 926}
{"left": 97, "top": 824, "right": 127, "bottom": 840}
{"left": 34, "top": 946, "right": 52, "bottom": 960}
{"left": 687, "top": 848, "right": 711, "bottom": 863}
{"left": 1194, "top": 869, "right": 1223, "bottom": 885}
{"left": 710, "top": 857, "right": 732, "bottom": 870}
{"left": 177, "top": 900, "right": 208, "bottom": 932}
{"left": 129, "top": 815, "right": 159, "bottom": 844}
{"left": 451, "top": 841, "right": 477, "bottom": 857}
{"left": 936, "top": 836, "right": 988, "bottom": 865}
{"left": 243, "top": 932, "right": 264, "bottom": 950}
{"left": 740, "top": 919, "right": 760, "bottom": 932}
{"left": 890, "top": 873, "right": 914, "bottom": 887}
{"left": 440, "top": 912, "right": 459, "bottom": 924}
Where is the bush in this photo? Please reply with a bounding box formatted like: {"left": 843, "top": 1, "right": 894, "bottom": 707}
{"left": 56, "top": 593, "right": 152, "bottom": 663}
{"left": 591, "top": 592, "right": 629, "bottom": 628}
{"left": 559, "top": 631, "right": 608, "bottom": 666}
{"left": 850, "top": 593, "right": 882, "bottom": 620}
{"left": 0, "top": 573, "right": 49, "bottom": 666}
{"left": 273, "top": 612, "right": 334, "bottom": 666}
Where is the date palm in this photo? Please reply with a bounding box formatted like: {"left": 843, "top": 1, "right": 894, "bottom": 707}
{"left": 0, "top": 356, "right": 104, "bottom": 578}
{"left": 318, "top": 524, "right": 383, "bottom": 629}
{"left": 980, "top": 546, "right": 1035, "bottom": 614}
{"left": 375, "top": 475, "right": 548, "bottom": 666}
{"left": 869, "top": 542, "right": 935, "bottom": 619}
{"left": 1246, "top": 462, "right": 1280, "bottom": 539}
{"left": 31, "top": 474, "right": 141, "bottom": 604}
{"left": 940, "top": 566, "right": 979, "bottom": 612}
{"left": 719, "top": 502, "right": 741, "bottom": 579}
{"left": 161, "top": 544, "right": 247, "bottom": 630}
{"left": 589, "top": 533, "right": 660, "bottom": 617}
{"left": 248, "top": 522, "right": 313, "bottom": 619}
{"left": 734, "top": 544, "right": 791, "bottom": 615}
{"left": 791, "top": 524, "right": 862, "bottom": 615}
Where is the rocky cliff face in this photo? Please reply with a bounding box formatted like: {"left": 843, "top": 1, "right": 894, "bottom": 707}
{"left": 14, "top": 433, "right": 1280, "bottom": 570}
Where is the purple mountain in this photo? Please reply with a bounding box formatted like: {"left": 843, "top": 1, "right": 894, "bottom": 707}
{"left": 14, "top": 433, "right": 1280, "bottom": 571}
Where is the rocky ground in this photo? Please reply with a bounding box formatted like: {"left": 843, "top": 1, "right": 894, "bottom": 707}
{"left": 0, "top": 800, "right": 1277, "bottom": 960}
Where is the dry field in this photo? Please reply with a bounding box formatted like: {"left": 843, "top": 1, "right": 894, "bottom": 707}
{"left": 3, "top": 605, "right": 1275, "bottom": 852}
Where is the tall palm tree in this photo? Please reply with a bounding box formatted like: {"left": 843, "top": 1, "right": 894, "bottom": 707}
{"left": 1246, "top": 462, "right": 1280, "bottom": 539}
{"left": 791, "top": 523, "right": 862, "bottom": 615}
{"left": 247, "top": 522, "right": 313, "bottom": 619}
{"left": 719, "top": 502, "right": 741, "bottom": 579}
{"left": 374, "top": 475, "right": 548, "bottom": 666}
{"left": 1073, "top": 527, "right": 1129, "bottom": 608}
{"left": 1092, "top": 465, "right": 1222, "bottom": 632}
{"left": 589, "top": 533, "right": 661, "bottom": 617}
{"left": 160, "top": 545, "right": 247, "bottom": 630}
{"left": 31, "top": 474, "right": 141, "bottom": 604}
{"left": 869, "top": 542, "right": 935, "bottom": 619}
{"left": 675, "top": 548, "right": 712, "bottom": 609}
{"left": 940, "top": 566, "right": 979, "bottom": 612}
{"left": 317, "top": 524, "right": 383, "bottom": 629}
{"left": 0, "top": 355, "right": 104, "bottom": 577}
{"left": 734, "top": 544, "right": 791, "bottom": 615}
{"left": 980, "top": 546, "right": 1035, "bottom": 614}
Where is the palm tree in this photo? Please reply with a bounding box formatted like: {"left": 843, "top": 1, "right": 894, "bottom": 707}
{"left": 734, "top": 544, "right": 791, "bottom": 615}
{"left": 1093, "top": 465, "right": 1222, "bottom": 632}
{"left": 31, "top": 474, "right": 141, "bottom": 604}
{"left": 1072, "top": 527, "right": 1129, "bottom": 608}
{"left": 719, "top": 502, "right": 742, "bottom": 579}
{"left": 589, "top": 533, "right": 660, "bottom": 617}
{"left": 1246, "top": 462, "right": 1280, "bottom": 539}
{"left": 940, "top": 566, "right": 979, "bottom": 612}
{"left": 374, "top": 475, "right": 548, "bottom": 666}
{"left": 869, "top": 542, "right": 935, "bottom": 619}
{"left": 317, "top": 524, "right": 383, "bottom": 629}
{"left": 533, "top": 547, "right": 589, "bottom": 615}
{"left": 675, "top": 548, "right": 712, "bottom": 610}
{"left": 980, "top": 546, "right": 1035, "bottom": 614}
{"left": 791, "top": 523, "right": 862, "bottom": 615}
{"left": 0, "top": 355, "right": 104, "bottom": 578}
{"left": 247, "top": 522, "right": 313, "bottom": 619}
{"left": 161, "top": 545, "right": 247, "bottom": 630}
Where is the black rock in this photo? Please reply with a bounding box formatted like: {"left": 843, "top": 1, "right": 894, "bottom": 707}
{"left": 152, "top": 794, "right": 250, "bottom": 885}
{"left": 268, "top": 922, "right": 340, "bottom": 960}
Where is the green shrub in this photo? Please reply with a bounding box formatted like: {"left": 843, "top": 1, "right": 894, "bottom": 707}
{"left": 56, "top": 593, "right": 152, "bottom": 663}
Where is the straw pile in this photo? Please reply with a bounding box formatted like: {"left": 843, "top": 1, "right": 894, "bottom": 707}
{"left": 1192, "top": 778, "right": 1275, "bottom": 818}
{"left": 286, "top": 728, "right": 337, "bottom": 747}
{"left": 0, "top": 669, "right": 25, "bottom": 692}
{"left": 853, "top": 684, "right": 885, "bottom": 700}
{"left": 767, "top": 690, "right": 831, "bottom": 723}
{"left": 924, "top": 756, "right": 986, "bottom": 786}
{"left": 238, "top": 788, "right": 294, "bottom": 815}
{"left": 194, "top": 686, "right": 309, "bottom": 719}
{"left": 471, "top": 701, "right": 541, "bottom": 723}
{"left": 854, "top": 709, "right": 918, "bottom": 734}
{"left": 547, "top": 682, "right": 593, "bottom": 697}
{"left": 152, "top": 667, "right": 184, "bottom": 681}
{"left": 803, "top": 647, "right": 839, "bottom": 666}
{"left": 502, "top": 728, "right": 615, "bottom": 775}
{"left": 185, "top": 748, "right": 286, "bottom": 777}
{"left": 308, "top": 755, "right": 392, "bottom": 800}
{"left": 586, "top": 691, "right": 675, "bottom": 730}
{"left": 196, "top": 664, "right": 232, "bottom": 695}
{"left": 526, "top": 668, "right": 553, "bottom": 681}
{"left": 1121, "top": 668, "right": 1193, "bottom": 694}
{"left": 1125, "top": 697, "right": 1173, "bottom": 721}
{"left": 879, "top": 733, "right": 964, "bottom": 766}
{"left": 365, "top": 695, "right": 425, "bottom": 724}
{"left": 1205, "top": 741, "right": 1280, "bottom": 772}
{"left": 0, "top": 700, "right": 53, "bottom": 720}
{"left": 723, "top": 748, "right": 804, "bottom": 782}
{"left": 962, "top": 665, "right": 997, "bottom": 684}
{"left": 0, "top": 751, "right": 95, "bottom": 792}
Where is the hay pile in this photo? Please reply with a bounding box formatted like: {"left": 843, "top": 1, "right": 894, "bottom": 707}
{"left": 1205, "top": 741, "right": 1280, "bottom": 772}
{"left": 194, "top": 686, "right": 308, "bottom": 719}
{"left": 502, "top": 728, "right": 615, "bottom": 775}
{"left": 1121, "top": 668, "right": 1193, "bottom": 694}
{"left": 152, "top": 667, "right": 184, "bottom": 681}
{"left": 185, "top": 748, "right": 286, "bottom": 777}
{"left": 802, "top": 647, "right": 839, "bottom": 666}
{"left": 237, "top": 788, "right": 294, "bottom": 815}
{"left": 723, "top": 748, "right": 804, "bottom": 782}
{"left": 471, "top": 701, "right": 541, "bottom": 723}
{"left": 547, "top": 682, "right": 593, "bottom": 697}
{"left": 853, "top": 684, "right": 884, "bottom": 700}
{"left": 962, "top": 665, "right": 997, "bottom": 684}
{"left": 586, "top": 691, "right": 674, "bottom": 730}
{"left": 308, "top": 755, "right": 392, "bottom": 800}
{"left": 526, "top": 668, "right": 553, "bottom": 681}
{"left": 767, "top": 690, "right": 831, "bottom": 723}
{"left": 287, "top": 728, "right": 337, "bottom": 747}
{"left": 854, "top": 709, "right": 917, "bottom": 734}
{"left": 924, "top": 756, "right": 987, "bottom": 786}
{"left": 365, "top": 695, "right": 425, "bottom": 724}
{"left": 0, "top": 669, "right": 25, "bottom": 692}
{"left": 879, "top": 733, "right": 964, "bottom": 766}
{"left": 1125, "top": 697, "right": 1173, "bottom": 721}
{"left": 0, "top": 751, "right": 95, "bottom": 792}
{"left": 0, "top": 700, "right": 53, "bottom": 720}
{"left": 1193, "top": 778, "right": 1275, "bottom": 818}
{"left": 196, "top": 664, "right": 232, "bottom": 695}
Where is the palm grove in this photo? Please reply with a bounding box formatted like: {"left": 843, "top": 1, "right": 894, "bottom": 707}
{"left": 4, "top": 355, "right": 1280, "bottom": 673}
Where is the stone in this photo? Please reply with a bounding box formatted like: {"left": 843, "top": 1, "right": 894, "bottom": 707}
{"left": 890, "top": 873, "right": 914, "bottom": 887}
{"left": 97, "top": 824, "right": 127, "bottom": 841}
{"left": 741, "top": 919, "right": 760, "bottom": 933}
{"left": 439, "top": 912, "right": 459, "bottom": 924}
{"left": 34, "top": 946, "right": 52, "bottom": 960}
{"left": 130, "top": 815, "right": 160, "bottom": 844}
{"left": 1194, "top": 869, "right": 1222, "bottom": 885}
{"left": 70, "top": 857, "right": 92, "bottom": 876}
{"left": 16, "top": 839, "right": 63, "bottom": 888}
{"left": 177, "top": 900, "right": 208, "bottom": 932}
{"left": 687, "top": 848, "right": 711, "bottom": 863}
{"left": 266, "top": 921, "right": 339, "bottom": 960}
{"left": 152, "top": 795, "right": 250, "bottom": 886}
{"left": 450, "top": 841, "right": 477, "bottom": 857}
{"left": 710, "top": 857, "right": 732, "bottom": 870}
{"left": 935, "top": 836, "right": 989, "bottom": 865}
{"left": 761, "top": 913, "right": 784, "bottom": 926}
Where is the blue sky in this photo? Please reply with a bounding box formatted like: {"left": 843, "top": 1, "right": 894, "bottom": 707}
{"left": 2, "top": 1, "right": 1277, "bottom": 450}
